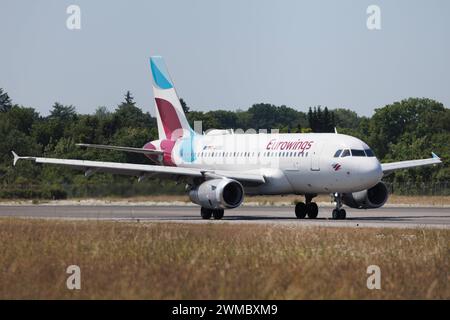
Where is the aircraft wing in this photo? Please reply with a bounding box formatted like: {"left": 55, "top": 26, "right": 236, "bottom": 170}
{"left": 76, "top": 143, "right": 164, "bottom": 156}
{"left": 381, "top": 152, "right": 442, "bottom": 175}
{"left": 11, "top": 152, "right": 266, "bottom": 184}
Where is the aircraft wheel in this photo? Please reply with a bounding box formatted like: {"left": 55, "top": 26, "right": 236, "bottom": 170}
{"left": 338, "top": 209, "right": 346, "bottom": 219}
{"left": 295, "top": 202, "right": 307, "bottom": 219}
{"left": 201, "top": 207, "right": 212, "bottom": 219}
{"left": 212, "top": 209, "right": 224, "bottom": 220}
{"left": 332, "top": 209, "right": 339, "bottom": 220}
{"left": 306, "top": 202, "right": 319, "bottom": 219}
{"left": 332, "top": 208, "right": 346, "bottom": 220}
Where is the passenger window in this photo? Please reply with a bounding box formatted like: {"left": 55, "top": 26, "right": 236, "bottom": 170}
{"left": 351, "top": 149, "right": 366, "bottom": 157}
{"left": 365, "top": 149, "right": 375, "bottom": 157}
{"left": 334, "top": 149, "right": 342, "bottom": 157}
{"left": 341, "top": 149, "right": 350, "bottom": 157}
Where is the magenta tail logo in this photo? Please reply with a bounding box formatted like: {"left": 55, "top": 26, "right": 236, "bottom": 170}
{"left": 332, "top": 163, "right": 342, "bottom": 171}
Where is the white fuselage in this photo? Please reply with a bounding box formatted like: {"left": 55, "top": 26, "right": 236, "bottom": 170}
{"left": 169, "top": 132, "right": 383, "bottom": 195}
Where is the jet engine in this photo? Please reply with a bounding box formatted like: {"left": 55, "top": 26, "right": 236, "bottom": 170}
{"left": 342, "top": 182, "right": 389, "bottom": 209}
{"left": 188, "top": 178, "right": 244, "bottom": 209}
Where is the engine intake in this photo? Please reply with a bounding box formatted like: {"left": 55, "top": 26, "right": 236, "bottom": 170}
{"left": 342, "top": 182, "right": 389, "bottom": 209}
{"left": 189, "top": 178, "right": 244, "bottom": 209}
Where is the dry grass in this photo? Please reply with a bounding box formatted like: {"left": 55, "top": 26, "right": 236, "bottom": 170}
{"left": 0, "top": 218, "right": 448, "bottom": 299}
{"left": 1, "top": 194, "right": 449, "bottom": 206}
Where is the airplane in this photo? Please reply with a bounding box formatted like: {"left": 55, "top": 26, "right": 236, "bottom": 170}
{"left": 12, "top": 56, "right": 442, "bottom": 220}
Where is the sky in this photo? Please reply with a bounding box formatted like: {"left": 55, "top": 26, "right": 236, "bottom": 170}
{"left": 1, "top": 0, "right": 449, "bottom": 117}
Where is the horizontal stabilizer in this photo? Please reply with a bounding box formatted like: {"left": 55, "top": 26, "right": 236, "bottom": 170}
{"left": 76, "top": 143, "right": 163, "bottom": 156}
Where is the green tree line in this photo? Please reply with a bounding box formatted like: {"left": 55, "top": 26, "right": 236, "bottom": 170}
{"left": 0, "top": 88, "right": 448, "bottom": 198}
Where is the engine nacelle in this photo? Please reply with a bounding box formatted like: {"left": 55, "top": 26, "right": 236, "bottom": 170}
{"left": 342, "top": 182, "right": 389, "bottom": 209}
{"left": 188, "top": 178, "right": 244, "bottom": 209}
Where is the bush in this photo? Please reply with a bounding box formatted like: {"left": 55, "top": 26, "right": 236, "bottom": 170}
{"left": 0, "top": 185, "right": 67, "bottom": 199}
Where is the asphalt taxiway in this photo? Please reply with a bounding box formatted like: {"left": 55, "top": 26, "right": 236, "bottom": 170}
{"left": 0, "top": 205, "right": 448, "bottom": 229}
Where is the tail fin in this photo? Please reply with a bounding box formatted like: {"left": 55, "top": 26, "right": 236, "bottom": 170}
{"left": 150, "top": 56, "right": 193, "bottom": 140}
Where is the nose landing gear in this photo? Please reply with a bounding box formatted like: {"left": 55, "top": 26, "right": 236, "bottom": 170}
{"left": 332, "top": 193, "right": 346, "bottom": 220}
{"left": 295, "top": 194, "right": 318, "bottom": 219}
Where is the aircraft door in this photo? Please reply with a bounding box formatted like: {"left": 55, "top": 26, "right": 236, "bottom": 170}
{"left": 310, "top": 142, "right": 325, "bottom": 171}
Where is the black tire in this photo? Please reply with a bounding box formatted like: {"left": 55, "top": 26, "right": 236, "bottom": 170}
{"left": 201, "top": 207, "right": 212, "bottom": 219}
{"left": 332, "top": 209, "right": 339, "bottom": 220}
{"left": 306, "top": 202, "right": 319, "bottom": 219}
{"left": 295, "top": 202, "right": 307, "bottom": 219}
{"left": 338, "top": 209, "right": 346, "bottom": 220}
{"left": 212, "top": 209, "right": 224, "bottom": 220}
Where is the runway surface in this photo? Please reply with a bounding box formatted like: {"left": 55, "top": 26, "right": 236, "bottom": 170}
{"left": 0, "top": 204, "right": 449, "bottom": 229}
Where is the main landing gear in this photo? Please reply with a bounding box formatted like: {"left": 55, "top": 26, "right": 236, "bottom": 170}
{"left": 200, "top": 207, "right": 224, "bottom": 220}
{"left": 295, "top": 194, "right": 319, "bottom": 219}
{"left": 331, "top": 193, "right": 346, "bottom": 220}
{"left": 294, "top": 193, "right": 347, "bottom": 220}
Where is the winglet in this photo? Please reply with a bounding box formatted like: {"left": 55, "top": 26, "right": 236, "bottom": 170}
{"left": 431, "top": 152, "right": 440, "bottom": 159}
{"left": 11, "top": 151, "right": 20, "bottom": 166}
{"left": 334, "top": 127, "right": 338, "bottom": 134}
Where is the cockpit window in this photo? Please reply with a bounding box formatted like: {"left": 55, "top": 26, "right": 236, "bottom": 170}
{"left": 365, "top": 149, "right": 375, "bottom": 157}
{"left": 351, "top": 149, "right": 366, "bottom": 157}
{"left": 333, "top": 149, "right": 342, "bottom": 157}
{"left": 341, "top": 149, "right": 351, "bottom": 157}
